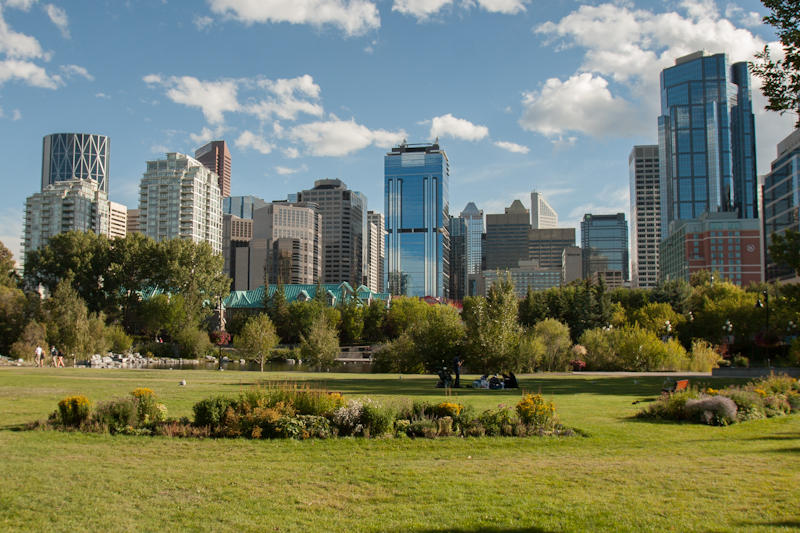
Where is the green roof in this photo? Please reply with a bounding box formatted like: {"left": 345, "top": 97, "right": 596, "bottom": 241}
{"left": 223, "top": 282, "right": 391, "bottom": 309}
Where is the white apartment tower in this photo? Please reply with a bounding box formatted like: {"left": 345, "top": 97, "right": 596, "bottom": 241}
{"left": 108, "top": 201, "right": 128, "bottom": 239}
{"left": 138, "top": 152, "right": 222, "bottom": 254}
{"left": 629, "top": 145, "right": 660, "bottom": 288}
{"left": 531, "top": 191, "right": 558, "bottom": 229}
{"left": 367, "top": 210, "right": 385, "bottom": 292}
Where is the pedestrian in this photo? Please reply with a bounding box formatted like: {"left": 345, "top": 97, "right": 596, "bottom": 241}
{"left": 50, "top": 346, "right": 57, "bottom": 367}
{"left": 34, "top": 345, "right": 43, "bottom": 367}
{"left": 56, "top": 348, "right": 65, "bottom": 368}
{"left": 452, "top": 355, "right": 462, "bottom": 388}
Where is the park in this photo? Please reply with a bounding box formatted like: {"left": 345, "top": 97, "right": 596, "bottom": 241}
{"left": 1, "top": 367, "right": 798, "bottom": 532}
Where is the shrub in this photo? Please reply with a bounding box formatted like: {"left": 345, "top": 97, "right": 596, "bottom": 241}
{"left": 534, "top": 319, "right": 572, "bottom": 371}
{"left": 478, "top": 406, "right": 518, "bottom": 436}
{"left": 786, "top": 391, "right": 800, "bottom": 413}
{"left": 193, "top": 396, "right": 237, "bottom": 429}
{"left": 57, "top": 395, "right": 91, "bottom": 427}
{"left": 240, "top": 383, "right": 345, "bottom": 416}
{"left": 174, "top": 326, "right": 213, "bottom": 358}
{"left": 685, "top": 396, "right": 738, "bottom": 425}
{"left": 516, "top": 394, "right": 558, "bottom": 430}
{"left": 297, "top": 415, "right": 332, "bottom": 439}
{"left": 732, "top": 355, "right": 750, "bottom": 368}
{"left": 331, "top": 400, "right": 364, "bottom": 436}
{"left": 131, "top": 388, "right": 165, "bottom": 425}
{"left": 636, "top": 389, "right": 699, "bottom": 421}
{"left": 394, "top": 419, "right": 411, "bottom": 436}
{"left": 762, "top": 395, "right": 791, "bottom": 417}
{"left": 721, "top": 389, "right": 765, "bottom": 421}
{"left": 578, "top": 328, "right": 619, "bottom": 370}
{"left": 153, "top": 419, "right": 210, "bottom": 439}
{"left": 407, "top": 419, "right": 438, "bottom": 438}
{"left": 751, "top": 373, "right": 799, "bottom": 395}
{"left": 661, "top": 339, "right": 689, "bottom": 371}
{"left": 430, "top": 402, "right": 463, "bottom": 418}
{"left": 688, "top": 340, "right": 722, "bottom": 372}
{"left": 371, "top": 333, "right": 423, "bottom": 374}
{"left": 359, "top": 400, "right": 394, "bottom": 437}
{"left": 93, "top": 397, "right": 138, "bottom": 433}
{"left": 105, "top": 324, "right": 133, "bottom": 354}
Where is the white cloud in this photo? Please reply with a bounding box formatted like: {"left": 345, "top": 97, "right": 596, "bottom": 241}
{"left": 249, "top": 74, "right": 323, "bottom": 121}
{"left": 0, "top": 58, "right": 61, "bottom": 88}
{"left": 144, "top": 75, "right": 240, "bottom": 124}
{"left": 193, "top": 15, "right": 213, "bottom": 30}
{"left": 430, "top": 113, "right": 488, "bottom": 141}
{"left": 0, "top": 207, "right": 22, "bottom": 266}
{"left": 0, "top": 6, "right": 47, "bottom": 59}
{"left": 95, "top": 92, "right": 110, "bottom": 99}
{"left": 11, "top": 108, "right": 21, "bottom": 120}
{"left": 288, "top": 117, "right": 405, "bottom": 156}
{"left": 208, "top": 0, "right": 380, "bottom": 36}
{"left": 283, "top": 146, "right": 300, "bottom": 159}
{"left": 150, "top": 144, "right": 171, "bottom": 155}
{"left": 235, "top": 130, "right": 274, "bottom": 154}
{"left": 493, "top": 140, "right": 529, "bottom": 154}
{"left": 189, "top": 125, "right": 228, "bottom": 146}
{"left": 473, "top": 0, "right": 528, "bottom": 15}
{"left": 60, "top": 64, "right": 93, "bottom": 81}
{"left": 520, "top": 73, "right": 640, "bottom": 137}
{"left": 44, "top": 4, "right": 69, "bottom": 38}
{"left": 5, "top": 0, "right": 37, "bottom": 11}
{"left": 274, "top": 164, "right": 307, "bottom": 175}
{"left": 392, "top": 0, "right": 452, "bottom": 20}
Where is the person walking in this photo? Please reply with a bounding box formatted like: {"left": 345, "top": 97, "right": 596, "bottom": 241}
{"left": 56, "top": 348, "right": 65, "bottom": 368}
{"left": 50, "top": 346, "right": 57, "bottom": 367}
{"left": 452, "top": 355, "right": 462, "bottom": 388}
{"left": 34, "top": 345, "right": 43, "bottom": 367}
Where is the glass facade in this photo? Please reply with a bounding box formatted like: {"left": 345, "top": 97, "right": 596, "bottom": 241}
{"left": 41, "top": 133, "right": 109, "bottom": 193}
{"left": 763, "top": 129, "right": 800, "bottom": 282}
{"left": 223, "top": 195, "right": 266, "bottom": 219}
{"left": 385, "top": 143, "right": 450, "bottom": 298}
{"left": 658, "top": 52, "right": 757, "bottom": 239}
{"left": 581, "top": 213, "right": 629, "bottom": 281}
{"left": 460, "top": 202, "right": 484, "bottom": 274}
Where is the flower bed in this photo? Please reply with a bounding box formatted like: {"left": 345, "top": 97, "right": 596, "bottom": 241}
{"left": 36, "top": 384, "right": 574, "bottom": 439}
{"left": 636, "top": 373, "right": 800, "bottom": 426}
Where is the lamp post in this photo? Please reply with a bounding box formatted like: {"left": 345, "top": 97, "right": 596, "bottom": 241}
{"left": 722, "top": 319, "right": 733, "bottom": 345}
{"left": 663, "top": 320, "right": 672, "bottom": 342}
{"left": 756, "top": 290, "right": 771, "bottom": 364}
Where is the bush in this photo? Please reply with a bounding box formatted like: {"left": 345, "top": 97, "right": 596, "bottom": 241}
{"left": 193, "top": 396, "right": 237, "bottom": 429}
{"left": 131, "top": 388, "right": 166, "bottom": 425}
{"left": 429, "top": 402, "right": 463, "bottom": 418}
{"left": 407, "top": 419, "right": 438, "bottom": 438}
{"left": 636, "top": 389, "right": 699, "bottom": 421}
{"left": 359, "top": 400, "right": 394, "bottom": 437}
{"left": 57, "top": 395, "right": 91, "bottom": 427}
{"left": 478, "top": 406, "right": 518, "bottom": 436}
{"left": 685, "top": 396, "right": 738, "bottom": 425}
{"left": 720, "top": 389, "right": 765, "bottom": 421}
{"left": 331, "top": 400, "right": 365, "bottom": 436}
{"left": 732, "top": 355, "right": 750, "bottom": 368}
{"left": 93, "top": 397, "right": 138, "bottom": 433}
{"left": 751, "top": 373, "right": 799, "bottom": 395}
{"left": 516, "top": 394, "right": 558, "bottom": 430}
{"left": 661, "top": 339, "right": 689, "bottom": 371}
{"left": 371, "top": 333, "right": 423, "bottom": 374}
{"left": 174, "top": 326, "right": 213, "bottom": 358}
{"left": 534, "top": 319, "right": 572, "bottom": 371}
{"left": 105, "top": 324, "right": 133, "bottom": 354}
{"left": 688, "top": 340, "right": 721, "bottom": 372}
{"left": 240, "top": 383, "right": 345, "bottom": 416}
{"left": 578, "top": 328, "right": 618, "bottom": 370}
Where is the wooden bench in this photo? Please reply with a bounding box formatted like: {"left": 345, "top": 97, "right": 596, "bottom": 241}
{"left": 661, "top": 379, "right": 689, "bottom": 395}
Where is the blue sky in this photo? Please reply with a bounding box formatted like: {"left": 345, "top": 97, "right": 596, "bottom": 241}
{"left": 0, "top": 0, "right": 795, "bottom": 263}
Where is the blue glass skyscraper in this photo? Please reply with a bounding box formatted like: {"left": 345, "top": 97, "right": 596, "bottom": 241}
{"left": 384, "top": 142, "right": 450, "bottom": 298}
{"left": 658, "top": 51, "right": 757, "bottom": 239}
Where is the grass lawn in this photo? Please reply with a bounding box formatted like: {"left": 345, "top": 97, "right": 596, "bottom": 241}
{"left": 0, "top": 368, "right": 798, "bottom": 532}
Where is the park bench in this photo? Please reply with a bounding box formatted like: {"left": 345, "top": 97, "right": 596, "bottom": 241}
{"left": 661, "top": 379, "right": 689, "bottom": 395}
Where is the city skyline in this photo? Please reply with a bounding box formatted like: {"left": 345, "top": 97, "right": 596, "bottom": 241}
{"left": 0, "top": 1, "right": 796, "bottom": 264}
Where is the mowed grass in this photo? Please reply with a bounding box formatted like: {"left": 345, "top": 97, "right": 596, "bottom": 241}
{"left": 1, "top": 368, "right": 799, "bottom": 532}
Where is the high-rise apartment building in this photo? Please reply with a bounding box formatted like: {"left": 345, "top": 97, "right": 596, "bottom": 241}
{"left": 385, "top": 142, "right": 450, "bottom": 298}
{"left": 247, "top": 202, "right": 322, "bottom": 287}
{"left": 195, "top": 140, "right": 231, "bottom": 198}
{"left": 138, "top": 152, "right": 222, "bottom": 254}
{"left": 629, "top": 145, "right": 661, "bottom": 288}
{"left": 297, "top": 179, "right": 366, "bottom": 287}
{"left": 108, "top": 201, "right": 128, "bottom": 239}
{"left": 658, "top": 51, "right": 757, "bottom": 239}
{"left": 366, "top": 210, "right": 385, "bottom": 293}
{"left": 460, "top": 202, "right": 483, "bottom": 275}
{"left": 41, "top": 133, "right": 109, "bottom": 193}
{"left": 762, "top": 128, "right": 800, "bottom": 283}
{"left": 581, "top": 213, "right": 629, "bottom": 282}
{"left": 483, "top": 200, "right": 530, "bottom": 270}
{"left": 24, "top": 180, "right": 110, "bottom": 261}
{"left": 531, "top": 191, "right": 558, "bottom": 229}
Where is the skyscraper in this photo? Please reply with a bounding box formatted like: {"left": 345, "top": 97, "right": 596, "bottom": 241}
{"left": 629, "top": 145, "right": 660, "bottom": 288}
{"left": 483, "top": 200, "right": 529, "bottom": 270}
{"left": 41, "top": 133, "right": 109, "bottom": 193}
{"left": 385, "top": 142, "right": 450, "bottom": 298}
{"left": 528, "top": 228, "right": 575, "bottom": 270}
{"left": 581, "top": 213, "right": 629, "bottom": 282}
{"left": 530, "top": 191, "right": 558, "bottom": 229}
{"left": 195, "top": 140, "right": 231, "bottom": 199}
{"left": 366, "top": 210, "right": 385, "bottom": 293}
{"left": 223, "top": 195, "right": 266, "bottom": 219}
{"left": 762, "top": 128, "right": 800, "bottom": 283}
{"left": 138, "top": 152, "right": 222, "bottom": 254}
{"left": 108, "top": 201, "right": 128, "bottom": 239}
{"left": 297, "top": 179, "right": 367, "bottom": 287}
{"left": 658, "top": 51, "right": 757, "bottom": 239}
{"left": 460, "top": 202, "right": 483, "bottom": 275}
{"left": 448, "top": 215, "right": 467, "bottom": 301}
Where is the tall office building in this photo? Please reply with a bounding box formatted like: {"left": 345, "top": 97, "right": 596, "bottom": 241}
{"left": 41, "top": 133, "right": 109, "bottom": 193}
{"left": 223, "top": 214, "right": 254, "bottom": 290}
{"left": 366, "top": 210, "right": 385, "bottom": 293}
{"left": 24, "top": 179, "right": 110, "bottom": 261}
{"left": 530, "top": 191, "right": 558, "bottom": 229}
{"left": 223, "top": 195, "right": 266, "bottom": 219}
{"left": 247, "top": 202, "right": 322, "bottom": 287}
{"left": 658, "top": 51, "right": 757, "bottom": 239}
{"left": 448, "top": 215, "right": 467, "bottom": 301}
{"left": 195, "top": 140, "right": 231, "bottom": 198}
{"left": 763, "top": 128, "right": 800, "bottom": 283}
{"left": 629, "top": 145, "right": 661, "bottom": 288}
{"left": 581, "top": 213, "right": 629, "bottom": 282}
{"left": 528, "top": 228, "right": 575, "bottom": 270}
{"left": 138, "top": 152, "right": 222, "bottom": 254}
{"left": 385, "top": 142, "right": 450, "bottom": 298}
{"left": 108, "top": 201, "right": 128, "bottom": 239}
{"left": 483, "top": 200, "right": 530, "bottom": 270}
{"left": 460, "top": 202, "right": 483, "bottom": 275}
{"left": 297, "top": 179, "right": 366, "bottom": 287}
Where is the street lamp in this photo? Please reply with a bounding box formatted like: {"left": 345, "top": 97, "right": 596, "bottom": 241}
{"left": 755, "top": 290, "right": 770, "bottom": 332}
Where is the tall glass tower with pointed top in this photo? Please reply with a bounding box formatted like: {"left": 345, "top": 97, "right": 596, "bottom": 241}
{"left": 384, "top": 142, "right": 450, "bottom": 298}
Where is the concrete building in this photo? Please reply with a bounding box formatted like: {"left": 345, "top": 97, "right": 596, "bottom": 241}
{"left": 223, "top": 214, "right": 254, "bottom": 290}
{"left": 475, "top": 261, "right": 562, "bottom": 298}
{"left": 762, "top": 128, "right": 800, "bottom": 283}
{"left": 41, "top": 133, "right": 109, "bottom": 193}
{"left": 366, "top": 210, "right": 385, "bottom": 293}
{"left": 660, "top": 211, "right": 761, "bottom": 286}
{"left": 24, "top": 179, "right": 110, "bottom": 261}
{"left": 460, "top": 202, "right": 484, "bottom": 275}
{"left": 385, "top": 142, "right": 450, "bottom": 298}
{"left": 581, "top": 213, "right": 629, "bottom": 282}
{"left": 195, "top": 140, "right": 231, "bottom": 199}
{"left": 658, "top": 51, "right": 758, "bottom": 240}
{"left": 528, "top": 228, "right": 576, "bottom": 270}
{"left": 531, "top": 191, "right": 558, "bottom": 229}
{"left": 108, "top": 201, "right": 127, "bottom": 239}
{"left": 126, "top": 209, "right": 140, "bottom": 235}
{"left": 483, "top": 200, "right": 530, "bottom": 270}
{"left": 246, "top": 202, "right": 322, "bottom": 288}
{"left": 298, "top": 179, "right": 366, "bottom": 287}
{"left": 138, "top": 152, "right": 222, "bottom": 254}
{"left": 629, "top": 145, "right": 661, "bottom": 288}
{"left": 562, "top": 246, "right": 582, "bottom": 284}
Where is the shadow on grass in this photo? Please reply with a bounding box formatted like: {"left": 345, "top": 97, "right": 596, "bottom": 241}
{"left": 742, "top": 432, "right": 800, "bottom": 441}
{"left": 397, "top": 527, "right": 554, "bottom": 533}
{"left": 737, "top": 520, "right": 800, "bottom": 529}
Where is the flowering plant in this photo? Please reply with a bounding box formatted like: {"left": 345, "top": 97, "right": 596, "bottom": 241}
{"left": 569, "top": 359, "right": 586, "bottom": 371}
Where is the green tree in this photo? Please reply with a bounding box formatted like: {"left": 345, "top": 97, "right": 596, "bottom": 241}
{"left": 652, "top": 279, "right": 692, "bottom": 314}
{"left": 409, "top": 304, "right": 465, "bottom": 373}
{"left": 266, "top": 282, "right": 291, "bottom": 342}
{"left": 299, "top": 314, "right": 340, "bottom": 370}
{"left": 338, "top": 299, "right": 364, "bottom": 345}
{"left": 371, "top": 333, "right": 421, "bottom": 373}
{"left": 43, "top": 278, "right": 90, "bottom": 362}
{"left": 105, "top": 232, "right": 158, "bottom": 326}
{"left": 235, "top": 313, "right": 279, "bottom": 372}
{"left": 629, "top": 302, "right": 686, "bottom": 336}
{"left": 0, "top": 284, "right": 27, "bottom": 354}
{"left": 362, "top": 300, "right": 387, "bottom": 343}
{"left": 0, "top": 240, "right": 18, "bottom": 288}
{"left": 286, "top": 300, "right": 326, "bottom": 344}
{"left": 533, "top": 319, "right": 572, "bottom": 371}
{"left": 383, "top": 296, "right": 431, "bottom": 339}
{"left": 769, "top": 229, "right": 800, "bottom": 276}
{"left": 750, "top": 0, "right": 800, "bottom": 126}
{"left": 10, "top": 320, "right": 47, "bottom": 361}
